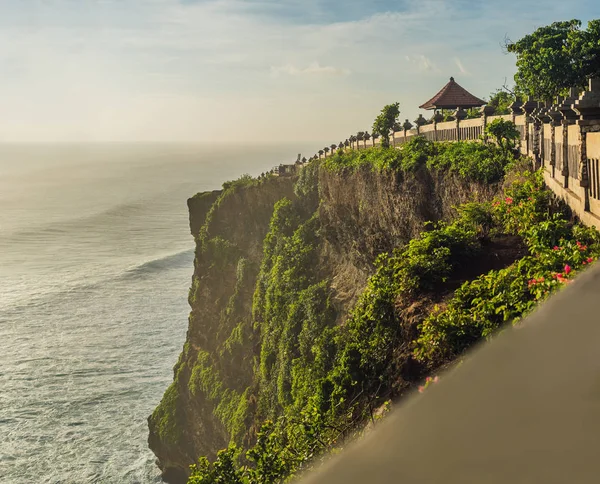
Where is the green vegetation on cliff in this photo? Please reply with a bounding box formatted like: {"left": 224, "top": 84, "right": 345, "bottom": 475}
{"left": 180, "top": 138, "right": 599, "bottom": 483}
{"left": 322, "top": 137, "right": 512, "bottom": 184}
{"left": 149, "top": 131, "right": 599, "bottom": 484}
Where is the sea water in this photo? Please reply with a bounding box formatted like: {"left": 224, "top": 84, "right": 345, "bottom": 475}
{"left": 0, "top": 143, "right": 301, "bottom": 483}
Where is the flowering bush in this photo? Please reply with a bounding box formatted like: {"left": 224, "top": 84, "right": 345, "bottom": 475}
{"left": 415, "top": 168, "right": 600, "bottom": 362}
{"left": 418, "top": 376, "right": 440, "bottom": 393}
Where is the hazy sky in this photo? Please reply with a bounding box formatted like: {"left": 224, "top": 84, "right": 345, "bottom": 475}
{"left": 0, "top": 0, "right": 597, "bottom": 143}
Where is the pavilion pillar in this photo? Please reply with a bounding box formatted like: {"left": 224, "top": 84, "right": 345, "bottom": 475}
{"left": 433, "top": 111, "right": 443, "bottom": 142}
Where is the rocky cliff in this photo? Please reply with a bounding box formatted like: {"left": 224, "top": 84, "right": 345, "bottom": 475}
{"left": 147, "top": 157, "right": 502, "bottom": 483}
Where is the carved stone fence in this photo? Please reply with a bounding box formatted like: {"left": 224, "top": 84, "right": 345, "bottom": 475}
{"left": 348, "top": 78, "right": 600, "bottom": 227}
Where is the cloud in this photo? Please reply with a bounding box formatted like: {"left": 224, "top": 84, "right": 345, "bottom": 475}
{"left": 0, "top": 0, "right": 596, "bottom": 142}
{"left": 405, "top": 54, "right": 439, "bottom": 72}
{"left": 454, "top": 57, "right": 470, "bottom": 76}
{"left": 270, "top": 62, "right": 351, "bottom": 77}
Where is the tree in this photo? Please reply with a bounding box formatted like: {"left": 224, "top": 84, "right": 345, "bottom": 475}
{"left": 318, "top": 149, "right": 324, "bottom": 158}
{"left": 485, "top": 119, "right": 520, "bottom": 153}
{"left": 466, "top": 108, "right": 482, "bottom": 119}
{"left": 486, "top": 89, "right": 515, "bottom": 115}
{"left": 331, "top": 144, "right": 337, "bottom": 154}
{"left": 364, "top": 131, "right": 371, "bottom": 148}
{"left": 323, "top": 146, "right": 330, "bottom": 157}
{"left": 506, "top": 19, "right": 600, "bottom": 100}
{"left": 356, "top": 132, "right": 364, "bottom": 150}
{"left": 372, "top": 102, "right": 400, "bottom": 148}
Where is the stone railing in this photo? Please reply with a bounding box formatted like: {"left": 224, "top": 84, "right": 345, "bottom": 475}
{"left": 344, "top": 78, "right": 600, "bottom": 227}
{"left": 295, "top": 78, "right": 600, "bottom": 226}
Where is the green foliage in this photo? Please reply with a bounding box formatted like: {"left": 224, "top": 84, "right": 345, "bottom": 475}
{"left": 455, "top": 202, "right": 494, "bottom": 239}
{"left": 486, "top": 90, "right": 515, "bottom": 115}
{"left": 322, "top": 136, "right": 512, "bottom": 184}
{"left": 507, "top": 19, "right": 600, "bottom": 99}
{"left": 294, "top": 158, "right": 321, "bottom": 210}
{"left": 398, "top": 136, "right": 435, "bottom": 171}
{"left": 185, "top": 145, "right": 600, "bottom": 484}
{"left": 415, "top": 169, "right": 600, "bottom": 361}
{"left": 222, "top": 174, "right": 261, "bottom": 191}
{"left": 252, "top": 199, "right": 335, "bottom": 418}
{"left": 427, "top": 141, "right": 512, "bottom": 184}
{"left": 151, "top": 382, "right": 183, "bottom": 445}
{"left": 466, "top": 108, "right": 482, "bottom": 119}
{"left": 321, "top": 210, "right": 483, "bottom": 415}
{"left": 188, "top": 404, "right": 340, "bottom": 484}
{"left": 484, "top": 119, "right": 520, "bottom": 153}
{"left": 371, "top": 102, "right": 400, "bottom": 148}
{"left": 322, "top": 146, "right": 403, "bottom": 172}
{"left": 188, "top": 446, "right": 245, "bottom": 484}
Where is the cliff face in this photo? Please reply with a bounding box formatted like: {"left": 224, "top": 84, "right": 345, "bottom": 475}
{"left": 148, "top": 164, "right": 501, "bottom": 483}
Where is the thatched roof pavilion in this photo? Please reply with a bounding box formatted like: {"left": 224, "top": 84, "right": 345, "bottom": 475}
{"left": 419, "top": 77, "right": 485, "bottom": 110}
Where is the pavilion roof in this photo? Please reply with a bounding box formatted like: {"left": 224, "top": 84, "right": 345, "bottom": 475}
{"left": 419, "top": 77, "right": 485, "bottom": 110}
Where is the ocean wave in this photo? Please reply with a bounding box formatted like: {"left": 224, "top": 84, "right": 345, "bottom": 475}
{"left": 122, "top": 249, "right": 194, "bottom": 278}
{"left": 0, "top": 195, "right": 180, "bottom": 244}
{"left": 0, "top": 249, "right": 194, "bottom": 315}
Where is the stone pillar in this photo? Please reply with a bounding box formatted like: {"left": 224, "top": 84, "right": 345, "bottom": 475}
{"left": 455, "top": 108, "right": 467, "bottom": 141}
{"left": 509, "top": 99, "right": 523, "bottom": 124}
{"left": 414, "top": 115, "right": 427, "bottom": 137}
{"left": 536, "top": 102, "right": 552, "bottom": 168}
{"left": 573, "top": 78, "right": 600, "bottom": 211}
{"left": 522, "top": 97, "right": 539, "bottom": 156}
{"left": 548, "top": 97, "right": 564, "bottom": 179}
{"left": 402, "top": 119, "right": 413, "bottom": 144}
{"left": 558, "top": 88, "right": 579, "bottom": 188}
{"left": 510, "top": 99, "right": 524, "bottom": 150}
{"left": 530, "top": 102, "right": 543, "bottom": 169}
{"left": 480, "top": 105, "right": 495, "bottom": 143}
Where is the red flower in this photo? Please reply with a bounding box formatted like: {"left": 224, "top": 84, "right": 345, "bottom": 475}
{"left": 553, "top": 246, "right": 560, "bottom": 251}
{"left": 587, "top": 257, "right": 594, "bottom": 263}
{"left": 505, "top": 197, "right": 513, "bottom": 204}
{"left": 564, "top": 265, "right": 572, "bottom": 275}
{"left": 418, "top": 386, "right": 425, "bottom": 393}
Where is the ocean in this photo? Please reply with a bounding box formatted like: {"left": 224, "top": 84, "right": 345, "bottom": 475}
{"left": 0, "top": 143, "right": 302, "bottom": 483}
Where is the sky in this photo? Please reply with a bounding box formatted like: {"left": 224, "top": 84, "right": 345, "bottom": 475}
{"left": 0, "top": 0, "right": 598, "bottom": 144}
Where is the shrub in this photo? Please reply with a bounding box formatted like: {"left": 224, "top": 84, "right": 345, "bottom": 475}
{"left": 485, "top": 119, "right": 520, "bottom": 152}
{"left": 415, "top": 168, "right": 600, "bottom": 362}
